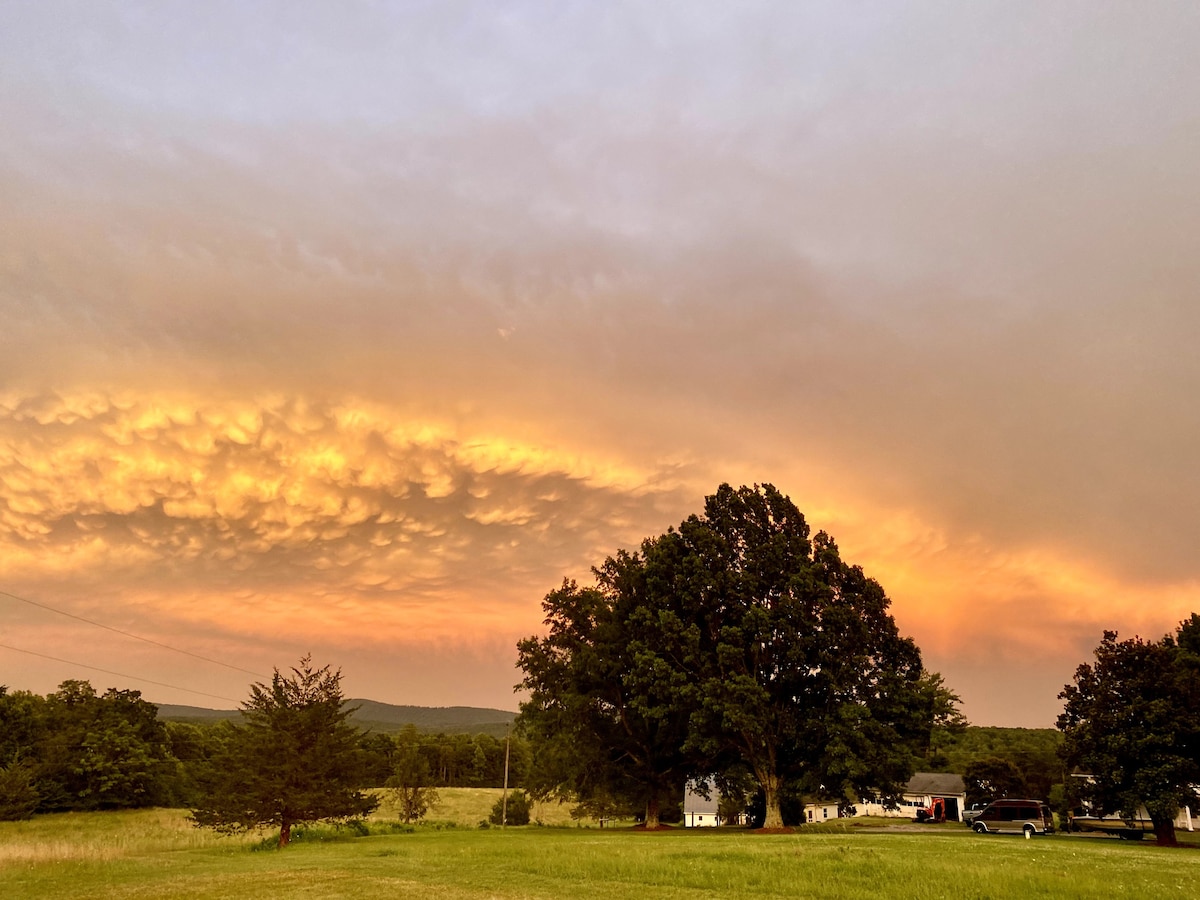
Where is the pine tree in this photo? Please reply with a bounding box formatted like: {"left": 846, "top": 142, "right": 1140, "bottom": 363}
{"left": 190, "top": 656, "right": 378, "bottom": 847}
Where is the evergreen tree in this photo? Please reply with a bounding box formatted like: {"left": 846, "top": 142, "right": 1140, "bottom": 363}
{"left": 190, "top": 656, "right": 378, "bottom": 847}
{"left": 490, "top": 788, "right": 531, "bottom": 826}
{"left": 0, "top": 761, "right": 39, "bottom": 820}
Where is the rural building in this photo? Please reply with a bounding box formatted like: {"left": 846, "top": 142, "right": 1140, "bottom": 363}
{"left": 682, "top": 782, "right": 743, "bottom": 827}
{"left": 856, "top": 772, "right": 967, "bottom": 822}
{"left": 802, "top": 800, "right": 840, "bottom": 823}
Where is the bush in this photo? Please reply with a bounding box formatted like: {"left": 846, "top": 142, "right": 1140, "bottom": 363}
{"left": 250, "top": 819, "right": 370, "bottom": 850}
{"left": 0, "top": 762, "right": 39, "bottom": 821}
{"left": 489, "top": 789, "right": 531, "bottom": 826}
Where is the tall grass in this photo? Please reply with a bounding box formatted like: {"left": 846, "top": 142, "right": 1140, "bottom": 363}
{"left": 0, "top": 808, "right": 259, "bottom": 864}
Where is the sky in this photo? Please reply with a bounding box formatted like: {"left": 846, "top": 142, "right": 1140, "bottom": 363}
{"left": 2, "top": 1, "right": 1198, "bottom": 728}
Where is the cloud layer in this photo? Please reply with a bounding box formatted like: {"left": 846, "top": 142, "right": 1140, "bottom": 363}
{"left": 0, "top": 391, "right": 692, "bottom": 630}
{"left": 3, "top": 2, "right": 1199, "bottom": 723}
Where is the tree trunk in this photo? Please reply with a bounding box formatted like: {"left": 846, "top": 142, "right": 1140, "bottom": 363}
{"left": 644, "top": 795, "right": 661, "bottom": 830}
{"left": 278, "top": 820, "right": 292, "bottom": 849}
{"left": 760, "top": 772, "right": 784, "bottom": 830}
{"left": 1152, "top": 817, "right": 1177, "bottom": 847}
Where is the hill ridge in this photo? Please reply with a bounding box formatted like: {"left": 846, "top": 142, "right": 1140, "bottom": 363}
{"left": 156, "top": 698, "right": 517, "bottom": 736}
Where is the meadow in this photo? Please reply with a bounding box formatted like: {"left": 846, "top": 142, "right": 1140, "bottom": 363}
{"left": 1, "top": 790, "right": 1196, "bottom": 900}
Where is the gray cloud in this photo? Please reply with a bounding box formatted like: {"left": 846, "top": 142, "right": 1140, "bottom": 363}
{"left": 3, "top": 1, "right": 1199, "bottom": 723}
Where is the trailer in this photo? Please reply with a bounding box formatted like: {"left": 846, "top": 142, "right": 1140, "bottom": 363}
{"left": 1070, "top": 815, "right": 1153, "bottom": 840}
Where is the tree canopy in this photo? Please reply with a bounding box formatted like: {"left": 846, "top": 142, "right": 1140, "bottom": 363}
{"left": 517, "top": 483, "right": 946, "bottom": 829}
{"left": 962, "top": 756, "right": 1027, "bottom": 806}
{"left": 928, "top": 726, "right": 1062, "bottom": 784}
{"left": 0, "top": 681, "right": 176, "bottom": 817}
{"left": 190, "top": 656, "right": 378, "bottom": 847}
{"left": 386, "top": 724, "right": 441, "bottom": 823}
{"left": 517, "top": 574, "right": 694, "bottom": 828}
{"left": 1058, "top": 614, "right": 1200, "bottom": 846}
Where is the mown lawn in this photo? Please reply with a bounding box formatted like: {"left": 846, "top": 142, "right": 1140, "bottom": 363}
{"left": 2, "top": 803, "right": 1197, "bottom": 900}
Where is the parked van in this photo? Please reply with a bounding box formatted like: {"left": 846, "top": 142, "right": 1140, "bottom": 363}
{"left": 970, "top": 800, "right": 1053, "bottom": 836}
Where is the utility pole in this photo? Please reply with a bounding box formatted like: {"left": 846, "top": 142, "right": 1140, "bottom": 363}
{"left": 501, "top": 724, "right": 511, "bottom": 828}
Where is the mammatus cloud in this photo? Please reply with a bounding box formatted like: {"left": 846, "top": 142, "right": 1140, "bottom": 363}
{"left": 0, "top": 391, "right": 694, "bottom": 642}
{"left": 3, "top": 2, "right": 1199, "bottom": 723}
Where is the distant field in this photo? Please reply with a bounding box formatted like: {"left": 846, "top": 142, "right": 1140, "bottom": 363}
{"left": 2, "top": 800, "right": 1197, "bottom": 899}
{"left": 371, "top": 786, "right": 616, "bottom": 828}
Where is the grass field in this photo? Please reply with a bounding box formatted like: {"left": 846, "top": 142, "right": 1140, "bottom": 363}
{"left": 370, "top": 786, "right": 615, "bottom": 828}
{"left": 2, "top": 795, "right": 1197, "bottom": 899}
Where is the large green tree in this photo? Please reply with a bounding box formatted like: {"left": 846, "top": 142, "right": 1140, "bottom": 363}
{"left": 517, "top": 569, "right": 696, "bottom": 828}
{"left": 0, "top": 686, "right": 44, "bottom": 768}
{"left": 518, "top": 483, "right": 941, "bottom": 830}
{"left": 662, "top": 484, "right": 931, "bottom": 828}
{"left": 190, "top": 656, "right": 378, "bottom": 847}
{"left": 1058, "top": 615, "right": 1200, "bottom": 846}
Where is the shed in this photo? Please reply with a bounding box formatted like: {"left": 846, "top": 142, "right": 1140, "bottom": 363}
{"left": 803, "top": 800, "right": 840, "bottom": 823}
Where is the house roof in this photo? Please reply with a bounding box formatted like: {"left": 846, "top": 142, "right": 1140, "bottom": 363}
{"left": 905, "top": 772, "right": 966, "bottom": 796}
{"left": 682, "top": 785, "right": 719, "bottom": 814}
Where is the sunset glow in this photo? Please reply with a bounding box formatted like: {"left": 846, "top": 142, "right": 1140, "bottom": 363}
{"left": 3, "top": 2, "right": 1199, "bottom": 725}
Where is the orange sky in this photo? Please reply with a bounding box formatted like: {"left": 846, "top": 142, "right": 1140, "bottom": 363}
{"left": 3, "top": 2, "right": 1199, "bottom": 726}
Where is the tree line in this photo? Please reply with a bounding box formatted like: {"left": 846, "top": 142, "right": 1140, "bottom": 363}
{"left": 0, "top": 667, "right": 528, "bottom": 832}
{"left": 923, "top": 725, "right": 1067, "bottom": 807}
{"left": 0, "top": 680, "right": 181, "bottom": 818}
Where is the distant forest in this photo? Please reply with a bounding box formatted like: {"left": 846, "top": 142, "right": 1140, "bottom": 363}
{"left": 1, "top": 679, "right": 1067, "bottom": 822}
{"left": 0, "top": 684, "right": 526, "bottom": 820}
{"left": 926, "top": 725, "right": 1066, "bottom": 804}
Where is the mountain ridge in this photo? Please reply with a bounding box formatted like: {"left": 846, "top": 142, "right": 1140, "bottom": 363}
{"left": 156, "top": 698, "right": 517, "bottom": 736}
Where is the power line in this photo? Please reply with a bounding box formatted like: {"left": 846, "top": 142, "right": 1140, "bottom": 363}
{"left": 0, "top": 589, "right": 267, "bottom": 678}
{"left": 0, "top": 641, "right": 243, "bottom": 705}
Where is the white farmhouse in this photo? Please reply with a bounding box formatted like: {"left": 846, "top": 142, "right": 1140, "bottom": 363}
{"left": 682, "top": 782, "right": 743, "bottom": 827}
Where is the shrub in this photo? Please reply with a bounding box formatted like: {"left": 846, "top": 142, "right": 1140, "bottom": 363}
{"left": 489, "top": 789, "right": 531, "bottom": 826}
{"left": 0, "top": 762, "right": 39, "bottom": 821}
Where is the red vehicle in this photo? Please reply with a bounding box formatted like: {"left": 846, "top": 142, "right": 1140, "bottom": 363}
{"left": 914, "top": 797, "right": 947, "bottom": 823}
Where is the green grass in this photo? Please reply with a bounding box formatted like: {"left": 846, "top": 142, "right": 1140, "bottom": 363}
{"left": 368, "top": 786, "right": 631, "bottom": 828}
{"left": 2, "top": 806, "right": 1198, "bottom": 899}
